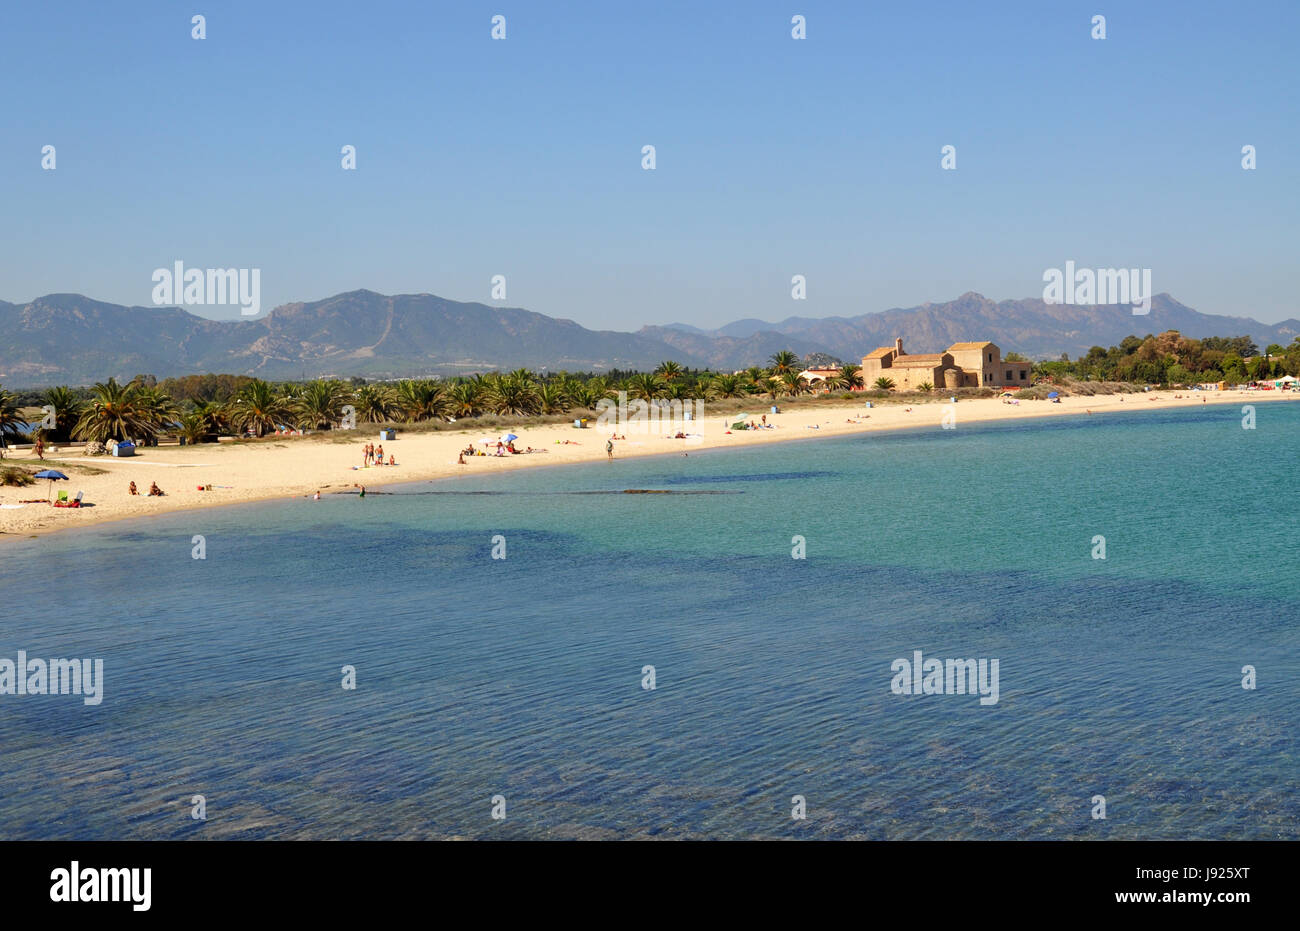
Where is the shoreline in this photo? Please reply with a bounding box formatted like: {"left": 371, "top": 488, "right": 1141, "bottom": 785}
{"left": 2, "top": 389, "right": 1294, "bottom": 542}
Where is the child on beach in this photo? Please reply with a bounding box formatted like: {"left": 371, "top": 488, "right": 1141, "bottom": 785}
{"left": 606, "top": 439, "right": 614, "bottom": 460}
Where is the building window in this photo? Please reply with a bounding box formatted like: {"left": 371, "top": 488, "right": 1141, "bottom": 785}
{"left": 987, "top": 353, "right": 992, "bottom": 362}
{"left": 1006, "top": 370, "right": 1012, "bottom": 380}
{"left": 1020, "top": 370, "right": 1027, "bottom": 380}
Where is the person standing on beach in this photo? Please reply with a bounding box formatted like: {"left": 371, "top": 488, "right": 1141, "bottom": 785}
{"left": 606, "top": 438, "right": 614, "bottom": 461}
{"left": 359, "top": 485, "right": 366, "bottom": 498}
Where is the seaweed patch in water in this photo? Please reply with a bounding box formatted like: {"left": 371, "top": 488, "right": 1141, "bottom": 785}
{"left": 663, "top": 471, "right": 835, "bottom": 485}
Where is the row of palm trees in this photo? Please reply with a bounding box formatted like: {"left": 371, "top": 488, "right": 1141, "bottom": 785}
{"left": 0, "top": 354, "right": 871, "bottom": 444}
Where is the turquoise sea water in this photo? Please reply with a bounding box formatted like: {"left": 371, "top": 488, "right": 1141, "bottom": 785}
{"left": 1, "top": 405, "right": 1297, "bottom": 839}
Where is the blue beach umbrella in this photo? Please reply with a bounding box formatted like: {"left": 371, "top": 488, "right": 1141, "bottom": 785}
{"left": 34, "top": 469, "right": 68, "bottom": 500}
{"left": 1047, "top": 392, "right": 1060, "bottom": 399}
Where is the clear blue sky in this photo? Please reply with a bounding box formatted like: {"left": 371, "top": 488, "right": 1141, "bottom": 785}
{"left": 2, "top": 0, "right": 1296, "bottom": 326}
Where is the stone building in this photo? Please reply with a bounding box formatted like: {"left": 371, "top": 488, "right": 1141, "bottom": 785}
{"left": 860, "top": 338, "right": 1032, "bottom": 390}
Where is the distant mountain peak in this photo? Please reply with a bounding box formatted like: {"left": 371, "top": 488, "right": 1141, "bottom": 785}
{"left": 2, "top": 288, "right": 1294, "bottom": 387}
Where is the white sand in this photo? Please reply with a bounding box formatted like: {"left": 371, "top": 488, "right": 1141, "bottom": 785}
{"left": 1, "top": 389, "right": 1293, "bottom": 540}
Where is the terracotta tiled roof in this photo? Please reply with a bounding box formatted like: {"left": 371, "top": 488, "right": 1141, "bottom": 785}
{"left": 892, "top": 353, "right": 947, "bottom": 366}
{"left": 947, "top": 341, "right": 994, "bottom": 350}
{"left": 863, "top": 347, "right": 895, "bottom": 359}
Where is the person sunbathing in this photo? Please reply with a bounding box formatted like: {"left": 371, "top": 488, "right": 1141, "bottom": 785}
{"left": 388, "top": 455, "right": 396, "bottom": 465}
{"left": 129, "top": 481, "right": 139, "bottom": 495}
{"left": 148, "top": 482, "right": 164, "bottom": 496}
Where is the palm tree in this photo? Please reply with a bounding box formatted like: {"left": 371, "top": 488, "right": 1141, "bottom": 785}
{"left": 484, "top": 373, "right": 538, "bottom": 416}
{"left": 662, "top": 379, "right": 695, "bottom": 401}
{"left": 654, "top": 360, "right": 685, "bottom": 383}
{"left": 228, "top": 379, "right": 291, "bottom": 437}
{"left": 131, "top": 385, "right": 180, "bottom": 440}
{"left": 353, "top": 384, "right": 397, "bottom": 423}
{"left": 873, "top": 376, "right": 896, "bottom": 391}
{"left": 707, "top": 373, "right": 748, "bottom": 399}
{"left": 294, "top": 380, "right": 349, "bottom": 430}
{"left": 73, "top": 378, "right": 156, "bottom": 443}
{"left": 561, "top": 378, "right": 599, "bottom": 410}
{"left": 743, "top": 367, "right": 768, "bottom": 394}
{"left": 447, "top": 379, "right": 484, "bottom": 419}
{"left": 916, "top": 381, "right": 934, "bottom": 393}
{"left": 40, "top": 386, "right": 86, "bottom": 442}
{"left": 396, "top": 379, "right": 448, "bottom": 422}
{"left": 0, "top": 386, "right": 26, "bottom": 455}
{"left": 535, "top": 381, "right": 570, "bottom": 414}
{"left": 177, "top": 411, "right": 209, "bottom": 446}
{"left": 475, "top": 371, "right": 530, "bottom": 416}
{"left": 778, "top": 370, "right": 807, "bottom": 397}
{"left": 768, "top": 350, "right": 800, "bottom": 376}
{"left": 626, "top": 372, "right": 663, "bottom": 402}
{"left": 191, "top": 400, "right": 230, "bottom": 440}
{"left": 838, "top": 364, "right": 863, "bottom": 390}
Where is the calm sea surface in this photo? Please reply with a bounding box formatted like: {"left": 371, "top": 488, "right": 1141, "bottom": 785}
{"left": 1, "top": 405, "right": 1297, "bottom": 839}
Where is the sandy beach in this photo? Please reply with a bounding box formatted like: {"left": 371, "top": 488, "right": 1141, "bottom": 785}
{"left": 1, "top": 389, "right": 1293, "bottom": 541}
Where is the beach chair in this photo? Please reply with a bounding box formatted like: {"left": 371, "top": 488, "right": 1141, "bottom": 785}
{"left": 72, "top": 491, "right": 83, "bottom": 507}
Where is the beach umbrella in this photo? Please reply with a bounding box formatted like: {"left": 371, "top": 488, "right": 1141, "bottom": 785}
{"left": 1047, "top": 391, "right": 1060, "bottom": 399}
{"left": 34, "top": 469, "right": 68, "bottom": 501}
{"left": 502, "top": 433, "right": 518, "bottom": 443}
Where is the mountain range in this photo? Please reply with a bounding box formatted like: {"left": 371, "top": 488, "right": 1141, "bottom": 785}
{"left": 2, "top": 289, "right": 1297, "bottom": 387}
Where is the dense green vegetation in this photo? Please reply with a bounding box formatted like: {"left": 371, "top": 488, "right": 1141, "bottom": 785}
{"left": 1, "top": 333, "right": 1293, "bottom": 445}
{"left": 1035, "top": 332, "right": 1300, "bottom": 385}
{"left": 0, "top": 355, "right": 865, "bottom": 443}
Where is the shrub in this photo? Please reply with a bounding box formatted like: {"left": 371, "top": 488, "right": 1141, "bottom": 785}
{"left": 1, "top": 466, "right": 34, "bottom": 486}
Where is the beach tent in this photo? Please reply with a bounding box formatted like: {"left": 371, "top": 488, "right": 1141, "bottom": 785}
{"left": 34, "top": 469, "right": 68, "bottom": 501}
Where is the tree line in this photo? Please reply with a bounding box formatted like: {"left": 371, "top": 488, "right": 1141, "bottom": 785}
{"left": 0, "top": 352, "right": 864, "bottom": 446}
{"left": 1038, "top": 332, "right": 1300, "bottom": 385}
{"left": 5, "top": 334, "right": 1292, "bottom": 448}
